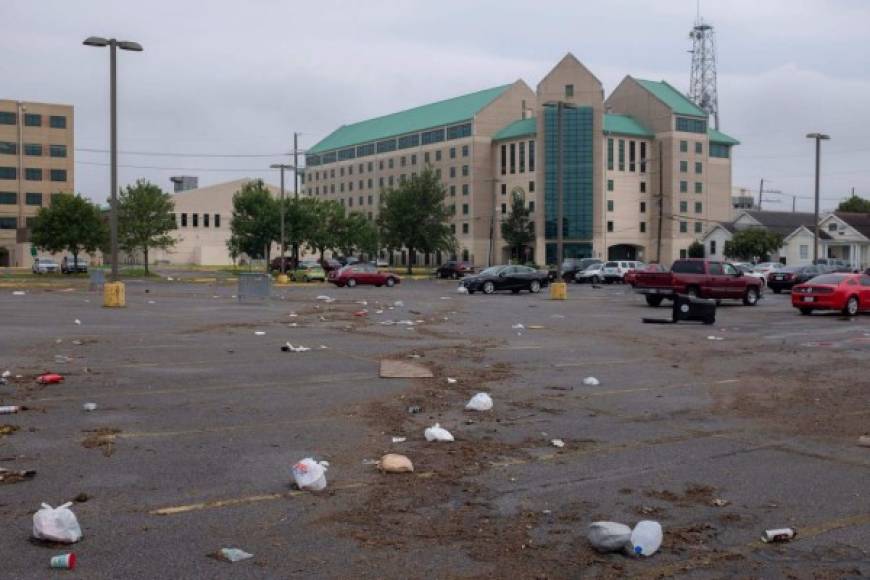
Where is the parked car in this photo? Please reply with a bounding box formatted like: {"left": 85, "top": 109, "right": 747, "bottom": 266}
{"left": 269, "top": 256, "right": 297, "bottom": 273}
{"left": 289, "top": 262, "right": 326, "bottom": 282}
{"left": 624, "top": 263, "right": 666, "bottom": 286}
{"left": 320, "top": 258, "right": 342, "bottom": 273}
{"left": 435, "top": 261, "right": 474, "bottom": 279}
{"left": 733, "top": 263, "right": 767, "bottom": 287}
{"left": 602, "top": 260, "right": 643, "bottom": 284}
{"left": 559, "top": 258, "right": 602, "bottom": 282}
{"left": 767, "top": 265, "right": 823, "bottom": 293}
{"left": 752, "top": 262, "right": 783, "bottom": 278}
{"left": 461, "top": 265, "right": 549, "bottom": 295}
{"left": 792, "top": 273, "right": 870, "bottom": 316}
{"left": 328, "top": 263, "right": 401, "bottom": 288}
{"left": 32, "top": 258, "right": 60, "bottom": 274}
{"left": 338, "top": 256, "right": 360, "bottom": 267}
{"left": 633, "top": 259, "right": 763, "bottom": 306}
{"left": 61, "top": 257, "right": 88, "bottom": 274}
{"left": 574, "top": 263, "right": 606, "bottom": 284}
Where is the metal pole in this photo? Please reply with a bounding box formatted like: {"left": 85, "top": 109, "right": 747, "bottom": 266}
{"left": 813, "top": 137, "right": 820, "bottom": 263}
{"left": 556, "top": 102, "right": 564, "bottom": 267}
{"left": 110, "top": 40, "right": 119, "bottom": 282}
{"left": 293, "top": 132, "right": 299, "bottom": 265}
{"left": 487, "top": 179, "right": 496, "bottom": 266}
{"left": 279, "top": 166, "right": 286, "bottom": 274}
{"left": 656, "top": 141, "right": 663, "bottom": 263}
{"left": 16, "top": 103, "right": 23, "bottom": 237}
{"left": 758, "top": 178, "right": 764, "bottom": 210}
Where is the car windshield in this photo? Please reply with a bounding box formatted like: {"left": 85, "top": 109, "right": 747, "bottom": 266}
{"left": 584, "top": 264, "right": 601, "bottom": 271}
{"left": 605, "top": 262, "right": 618, "bottom": 268}
{"left": 479, "top": 266, "right": 505, "bottom": 277}
{"left": 809, "top": 274, "right": 848, "bottom": 285}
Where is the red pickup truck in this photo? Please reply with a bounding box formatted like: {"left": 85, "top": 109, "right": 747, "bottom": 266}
{"left": 634, "top": 259, "right": 763, "bottom": 307}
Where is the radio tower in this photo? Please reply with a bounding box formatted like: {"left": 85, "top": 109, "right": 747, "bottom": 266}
{"left": 688, "top": 4, "right": 719, "bottom": 129}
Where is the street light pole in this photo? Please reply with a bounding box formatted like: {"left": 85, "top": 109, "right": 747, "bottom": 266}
{"left": 270, "top": 163, "right": 294, "bottom": 278}
{"left": 806, "top": 132, "right": 830, "bottom": 263}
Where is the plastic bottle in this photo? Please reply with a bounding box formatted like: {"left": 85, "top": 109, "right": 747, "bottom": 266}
{"left": 629, "top": 520, "right": 662, "bottom": 557}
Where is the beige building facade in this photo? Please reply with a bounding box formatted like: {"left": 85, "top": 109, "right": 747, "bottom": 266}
{"left": 0, "top": 99, "right": 74, "bottom": 266}
{"left": 304, "top": 54, "right": 739, "bottom": 267}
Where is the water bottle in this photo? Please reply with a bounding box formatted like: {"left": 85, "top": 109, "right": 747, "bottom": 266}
{"left": 630, "top": 520, "right": 662, "bottom": 556}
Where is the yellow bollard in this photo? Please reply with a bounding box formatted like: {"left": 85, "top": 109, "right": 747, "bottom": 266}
{"left": 103, "top": 281, "right": 126, "bottom": 308}
{"left": 276, "top": 274, "right": 289, "bottom": 285}
{"left": 549, "top": 281, "right": 567, "bottom": 300}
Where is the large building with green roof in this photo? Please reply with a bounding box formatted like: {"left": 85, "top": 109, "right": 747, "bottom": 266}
{"left": 304, "top": 53, "right": 739, "bottom": 267}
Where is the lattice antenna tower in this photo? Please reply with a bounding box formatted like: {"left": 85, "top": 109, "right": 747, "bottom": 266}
{"left": 688, "top": 4, "right": 719, "bottom": 129}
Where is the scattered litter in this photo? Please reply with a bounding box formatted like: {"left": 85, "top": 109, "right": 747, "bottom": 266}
{"left": 630, "top": 520, "right": 662, "bottom": 556}
{"left": 0, "top": 425, "right": 19, "bottom": 436}
{"left": 446, "top": 377, "right": 457, "bottom": 384}
{"left": 166, "top": 277, "right": 174, "bottom": 281}
{"left": 54, "top": 355, "right": 72, "bottom": 364}
{"left": 711, "top": 498, "right": 730, "bottom": 507}
{"left": 355, "top": 300, "right": 368, "bottom": 306}
{"left": 465, "top": 393, "right": 493, "bottom": 412}
{"left": 377, "top": 453, "right": 414, "bottom": 473}
{"left": 147, "top": 300, "right": 156, "bottom": 305}
{"left": 706, "top": 335, "right": 724, "bottom": 341}
{"left": 281, "top": 343, "right": 311, "bottom": 353}
{"left": 588, "top": 522, "right": 632, "bottom": 553}
{"left": 32, "top": 502, "right": 82, "bottom": 544}
{"left": 393, "top": 301, "right": 404, "bottom": 307}
{"left": 0, "top": 406, "right": 20, "bottom": 415}
{"left": 424, "top": 423, "right": 454, "bottom": 442}
{"left": 582, "top": 377, "right": 600, "bottom": 386}
{"left": 287, "top": 322, "right": 298, "bottom": 328}
{"left": 456, "top": 286, "right": 468, "bottom": 294}
{"left": 213, "top": 548, "right": 254, "bottom": 563}
{"left": 407, "top": 405, "right": 423, "bottom": 414}
{"left": 511, "top": 323, "right": 525, "bottom": 330}
{"left": 254, "top": 331, "right": 266, "bottom": 336}
{"left": 528, "top": 324, "right": 545, "bottom": 330}
{"left": 71, "top": 340, "right": 83, "bottom": 346}
{"left": 72, "top": 493, "right": 89, "bottom": 503}
{"left": 37, "top": 373, "right": 64, "bottom": 384}
{"left": 50, "top": 553, "right": 77, "bottom": 569}
{"left": 319, "top": 345, "right": 328, "bottom": 350}
{"left": 407, "top": 354, "right": 421, "bottom": 359}
{"left": 81, "top": 428, "right": 120, "bottom": 456}
{"left": 375, "top": 309, "right": 384, "bottom": 314}
{"left": 0, "top": 468, "right": 36, "bottom": 484}
{"left": 857, "top": 435, "right": 870, "bottom": 448}
{"left": 551, "top": 314, "right": 565, "bottom": 319}
{"left": 439, "top": 296, "right": 451, "bottom": 300}
{"left": 12, "top": 290, "right": 26, "bottom": 296}
{"left": 551, "top": 439, "right": 565, "bottom": 448}
{"left": 82, "top": 403, "right": 97, "bottom": 412}
{"left": 1, "top": 370, "right": 9, "bottom": 378}
{"left": 316, "top": 295, "right": 335, "bottom": 303}
{"left": 761, "top": 528, "right": 796, "bottom": 543}
{"left": 74, "top": 319, "right": 81, "bottom": 326}
{"left": 380, "top": 359, "right": 433, "bottom": 378}
{"left": 288, "top": 312, "right": 298, "bottom": 318}
{"left": 291, "top": 458, "right": 329, "bottom": 491}
{"left": 391, "top": 436, "right": 407, "bottom": 444}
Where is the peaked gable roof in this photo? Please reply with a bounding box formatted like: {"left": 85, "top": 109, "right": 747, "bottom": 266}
{"left": 833, "top": 211, "right": 870, "bottom": 239}
{"left": 308, "top": 85, "right": 512, "bottom": 154}
{"left": 739, "top": 210, "right": 817, "bottom": 236}
{"left": 634, "top": 79, "right": 707, "bottom": 117}
{"left": 604, "top": 114, "right": 653, "bottom": 137}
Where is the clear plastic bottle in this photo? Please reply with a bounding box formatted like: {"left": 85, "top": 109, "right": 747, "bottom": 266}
{"left": 630, "top": 520, "right": 662, "bottom": 556}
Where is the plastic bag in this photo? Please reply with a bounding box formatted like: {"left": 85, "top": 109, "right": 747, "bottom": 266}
{"left": 588, "top": 521, "right": 631, "bottom": 552}
{"left": 582, "top": 376, "right": 600, "bottom": 386}
{"left": 424, "top": 423, "right": 454, "bottom": 442}
{"left": 465, "top": 393, "right": 493, "bottom": 412}
{"left": 377, "top": 454, "right": 414, "bottom": 473}
{"left": 32, "top": 502, "right": 82, "bottom": 544}
{"left": 291, "top": 458, "right": 329, "bottom": 491}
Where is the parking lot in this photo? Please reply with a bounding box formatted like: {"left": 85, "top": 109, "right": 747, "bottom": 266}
{"left": 1, "top": 274, "right": 868, "bottom": 579}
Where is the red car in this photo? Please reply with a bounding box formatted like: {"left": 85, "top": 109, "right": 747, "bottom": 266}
{"left": 791, "top": 273, "right": 870, "bottom": 316}
{"left": 624, "top": 263, "right": 666, "bottom": 287}
{"left": 328, "top": 263, "right": 401, "bottom": 288}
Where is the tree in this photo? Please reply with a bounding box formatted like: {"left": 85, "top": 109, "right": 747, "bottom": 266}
{"left": 837, "top": 194, "right": 870, "bottom": 213}
{"left": 723, "top": 228, "right": 783, "bottom": 262}
{"left": 227, "top": 180, "right": 279, "bottom": 270}
{"left": 117, "top": 179, "right": 176, "bottom": 274}
{"left": 284, "top": 197, "right": 317, "bottom": 262}
{"left": 687, "top": 240, "right": 705, "bottom": 258}
{"left": 336, "top": 212, "right": 379, "bottom": 258}
{"left": 378, "top": 167, "right": 454, "bottom": 274}
{"left": 31, "top": 193, "right": 107, "bottom": 267}
{"left": 306, "top": 199, "right": 344, "bottom": 262}
{"left": 500, "top": 190, "right": 535, "bottom": 262}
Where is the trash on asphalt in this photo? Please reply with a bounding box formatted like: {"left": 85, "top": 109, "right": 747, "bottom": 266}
{"left": 32, "top": 502, "right": 82, "bottom": 544}
{"left": 82, "top": 403, "right": 98, "bottom": 412}
{"left": 630, "top": 520, "right": 662, "bottom": 556}
{"left": 582, "top": 377, "right": 600, "bottom": 386}
{"left": 550, "top": 439, "right": 565, "bottom": 448}
{"left": 407, "top": 405, "right": 423, "bottom": 414}
{"left": 281, "top": 343, "right": 311, "bottom": 353}
{"left": 37, "top": 373, "right": 64, "bottom": 384}
{"left": 0, "top": 468, "right": 36, "bottom": 483}
{"left": 353, "top": 310, "right": 368, "bottom": 317}
{"left": 74, "top": 319, "right": 81, "bottom": 326}
{"left": 393, "top": 301, "right": 404, "bottom": 307}
{"left": 391, "top": 436, "right": 407, "bottom": 443}
{"left": 857, "top": 435, "right": 870, "bottom": 448}
{"left": 0, "top": 406, "right": 20, "bottom": 415}
{"left": 54, "top": 355, "right": 72, "bottom": 364}
{"left": 446, "top": 377, "right": 457, "bottom": 384}
{"left": 2, "top": 370, "right": 11, "bottom": 378}
{"left": 316, "top": 295, "right": 335, "bottom": 303}
{"left": 0, "top": 425, "right": 18, "bottom": 436}
{"left": 291, "top": 458, "right": 329, "bottom": 491}
{"left": 511, "top": 323, "right": 525, "bottom": 330}
{"left": 456, "top": 286, "right": 468, "bottom": 294}
{"left": 711, "top": 498, "right": 730, "bottom": 507}
{"left": 465, "top": 393, "right": 493, "bottom": 412}
{"left": 706, "top": 335, "right": 724, "bottom": 341}
{"left": 380, "top": 359, "right": 433, "bottom": 378}
{"left": 377, "top": 453, "right": 414, "bottom": 473}
{"left": 49, "top": 553, "right": 77, "bottom": 570}
{"left": 215, "top": 548, "right": 254, "bottom": 563}
{"left": 424, "top": 423, "right": 454, "bottom": 442}
{"left": 588, "top": 521, "right": 632, "bottom": 552}
{"left": 254, "top": 331, "right": 266, "bottom": 336}
{"left": 761, "top": 528, "right": 796, "bottom": 543}
{"left": 12, "top": 290, "right": 26, "bottom": 296}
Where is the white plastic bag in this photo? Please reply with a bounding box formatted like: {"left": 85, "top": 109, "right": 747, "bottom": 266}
{"left": 32, "top": 502, "right": 82, "bottom": 544}
{"left": 582, "top": 376, "right": 600, "bottom": 386}
{"left": 465, "top": 393, "right": 493, "bottom": 411}
{"left": 588, "top": 521, "right": 631, "bottom": 552}
{"left": 291, "top": 458, "right": 329, "bottom": 491}
{"left": 424, "top": 423, "right": 454, "bottom": 442}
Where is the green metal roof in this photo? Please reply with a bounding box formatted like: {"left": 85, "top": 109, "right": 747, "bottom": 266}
{"left": 308, "top": 84, "right": 512, "bottom": 154}
{"left": 493, "top": 117, "right": 537, "bottom": 141}
{"left": 708, "top": 127, "right": 740, "bottom": 146}
{"left": 604, "top": 114, "right": 653, "bottom": 137}
{"left": 635, "top": 79, "right": 707, "bottom": 118}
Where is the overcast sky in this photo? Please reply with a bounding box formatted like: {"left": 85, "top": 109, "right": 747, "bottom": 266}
{"left": 4, "top": 0, "right": 869, "bottom": 212}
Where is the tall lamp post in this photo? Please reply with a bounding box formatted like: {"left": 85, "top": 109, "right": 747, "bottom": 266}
{"left": 270, "top": 163, "right": 294, "bottom": 282}
{"left": 806, "top": 133, "right": 830, "bottom": 263}
{"left": 83, "top": 36, "right": 142, "bottom": 284}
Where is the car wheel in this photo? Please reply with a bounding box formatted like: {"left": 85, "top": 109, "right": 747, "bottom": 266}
{"left": 843, "top": 295, "right": 859, "bottom": 317}
{"left": 482, "top": 281, "right": 495, "bottom": 295}
{"left": 743, "top": 287, "right": 759, "bottom": 306}
{"left": 645, "top": 295, "right": 664, "bottom": 307}
{"left": 529, "top": 280, "right": 541, "bottom": 293}
{"left": 346, "top": 278, "right": 357, "bottom": 288}
{"left": 385, "top": 277, "right": 395, "bottom": 287}
{"left": 799, "top": 308, "right": 813, "bottom": 316}
{"left": 591, "top": 275, "right": 600, "bottom": 284}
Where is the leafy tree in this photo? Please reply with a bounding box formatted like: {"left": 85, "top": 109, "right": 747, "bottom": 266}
{"left": 306, "top": 199, "right": 344, "bottom": 262}
{"left": 117, "top": 179, "right": 176, "bottom": 274}
{"left": 283, "top": 196, "right": 317, "bottom": 263}
{"left": 837, "top": 194, "right": 870, "bottom": 213}
{"left": 723, "top": 228, "right": 783, "bottom": 262}
{"left": 687, "top": 240, "right": 705, "bottom": 258}
{"left": 500, "top": 190, "right": 535, "bottom": 262}
{"left": 378, "top": 167, "right": 454, "bottom": 274}
{"left": 227, "top": 179, "right": 279, "bottom": 270}
{"left": 30, "top": 193, "right": 107, "bottom": 267}
{"left": 336, "top": 212, "right": 379, "bottom": 257}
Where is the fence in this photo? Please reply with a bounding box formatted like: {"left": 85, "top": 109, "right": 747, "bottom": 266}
{"left": 237, "top": 272, "right": 271, "bottom": 303}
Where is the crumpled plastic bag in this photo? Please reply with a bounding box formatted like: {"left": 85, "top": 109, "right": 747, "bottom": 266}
{"left": 217, "top": 547, "right": 253, "bottom": 563}
{"left": 465, "top": 393, "right": 493, "bottom": 411}
{"left": 424, "top": 423, "right": 454, "bottom": 442}
{"left": 291, "top": 458, "right": 329, "bottom": 491}
{"left": 377, "top": 454, "right": 414, "bottom": 473}
{"left": 582, "top": 376, "right": 600, "bottom": 386}
{"left": 588, "top": 521, "right": 632, "bottom": 552}
{"left": 32, "top": 502, "right": 82, "bottom": 544}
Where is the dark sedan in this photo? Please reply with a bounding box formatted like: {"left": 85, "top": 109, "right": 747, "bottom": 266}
{"left": 461, "top": 265, "right": 549, "bottom": 295}
{"left": 434, "top": 261, "right": 473, "bottom": 279}
{"left": 768, "top": 265, "right": 823, "bottom": 293}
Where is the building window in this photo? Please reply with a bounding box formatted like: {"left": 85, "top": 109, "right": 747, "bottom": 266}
{"left": 675, "top": 117, "right": 707, "bottom": 133}
{"left": 368, "top": 161, "right": 373, "bottom": 172}
{"left": 0, "top": 167, "right": 16, "bottom": 179}
{"left": 0, "top": 191, "right": 16, "bottom": 204}
{"left": 462, "top": 223, "right": 469, "bottom": 234}
{"left": 0, "top": 217, "right": 17, "bottom": 229}
{"left": 340, "top": 183, "right": 344, "bottom": 193}
{"left": 449, "top": 167, "right": 456, "bottom": 178}
{"left": 214, "top": 214, "right": 221, "bottom": 228}
{"left": 49, "top": 115, "right": 67, "bottom": 129}
{"left": 529, "top": 180, "right": 535, "bottom": 192}
{"left": 501, "top": 203, "right": 507, "bottom": 214}
{"left": 50, "top": 144, "right": 67, "bottom": 158}
{"left": 680, "top": 181, "right": 688, "bottom": 193}
{"left": 694, "top": 222, "right": 702, "bottom": 233}
{"left": 694, "top": 182, "right": 702, "bottom": 194}
{"left": 500, "top": 184, "right": 507, "bottom": 195}
{"left": 510, "top": 143, "right": 516, "bottom": 174}
{"left": 435, "top": 150, "right": 442, "bottom": 162}
{"left": 519, "top": 141, "right": 526, "bottom": 173}
{"left": 695, "top": 162, "right": 702, "bottom": 174}
{"left": 388, "top": 159, "right": 394, "bottom": 169}
{"left": 412, "top": 154, "right": 418, "bottom": 165}
{"left": 528, "top": 140, "right": 535, "bottom": 172}
{"left": 680, "top": 249, "right": 687, "bottom": 259}
{"left": 446, "top": 123, "right": 471, "bottom": 140}
{"left": 680, "top": 160, "right": 688, "bottom": 173}
{"left": 695, "top": 142, "right": 703, "bottom": 155}
{"left": 203, "top": 213, "right": 210, "bottom": 227}
{"left": 640, "top": 221, "right": 646, "bottom": 233}
{"left": 462, "top": 165, "right": 469, "bottom": 177}
{"left": 640, "top": 181, "right": 646, "bottom": 193}
{"left": 462, "top": 203, "right": 469, "bottom": 215}
{"left": 565, "top": 84, "right": 574, "bottom": 98}
{"left": 607, "top": 221, "right": 614, "bottom": 232}
{"left": 710, "top": 143, "right": 730, "bottom": 158}
{"left": 424, "top": 152, "right": 430, "bottom": 164}
{"left": 680, "top": 140, "right": 688, "bottom": 153}
{"left": 435, "top": 168, "right": 441, "bottom": 178}
{"left": 710, "top": 240, "right": 717, "bottom": 255}
{"left": 500, "top": 144, "right": 506, "bottom": 175}
{"left": 462, "top": 184, "right": 469, "bottom": 196}
{"left": 695, "top": 201, "right": 702, "bottom": 213}
{"left": 368, "top": 195, "right": 373, "bottom": 205}
{"left": 388, "top": 176, "right": 393, "bottom": 186}
{"left": 640, "top": 201, "right": 646, "bottom": 213}
{"left": 26, "top": 192, "right": 42, "bottom": 206}
{"left": 629, "top": 140, "right": 636, "bottom": 172}
{"left": 450, "top": 224, "right": 456, "bottom": 234}
{"left": 24, "top": 143, "right": 42, "bottom": 156}
{"left": 400, "top": 156, "right": 406, "bottom": 168}
{"left": 0, "top": 112, "right": 16, "bottom": 125}
{"left": 450, "top": 147, "right": 456, "bottom": 159}
{"left": 679, "top": 221, "right": 688, "bottom": 233}
{"left": 24, "top": 113, "right": 41, "bottom": 127}
{"left": 640, "top": 142, "right": 647, "bottom": 173}
{"left": 618, "top": 139, "right": 625, "bottom": 171}
{"left": 529, "top": 201, "right": 535, "bottom": 212}
{"left": 680, "top": 201, "right": 688, "bottom": 213}
{"left": 607, "top": 200, "right": 614, "bottom": 212}
{"left": 422, "top": 128, "right": 445, "bottom": 145}
{"left": 348, "top": 182, "right": 353, "bottom": 191}
{"left": 799, "top": 244, "right": 808, "bottom": 259}
{"left": 367, "top": 178, "right": 373, "bottom": 188}
{"left": 462, "top": 145, "right": 469, "bottom": 157}
{"left": 607, "top": 179, "right": 614, "bottom": 192}
{"left": 0, "top": 142, "right": 16, "bottom": 155}
{"left": 607, "top": 138, "right": 614, "bottom": 171}
{"left": 449, "top": 185, "right": 455, "bottom": 196}
{"left": 192, "top": 213, "right": 199, "bottom": 227}
{"left": 181, "top": 213, "right": 188, "bottom": 227}
{"left": 26, "top": 168, "right": 43, "bottom": 181}
{"left": 379, "top": 177, "right": 384, "bottom": 188}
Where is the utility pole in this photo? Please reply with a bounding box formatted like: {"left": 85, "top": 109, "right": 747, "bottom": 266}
{"left": 806, "top": 133, "right": 830, "bottom": 263}
{"left": 758, "top": 178, "right": 764, "bottom": 210}
{"left": 292, "top": 132, "right": 301, "bottom": 264}
{"left": 656, "top": 141, "right": 664, "bottom": 263}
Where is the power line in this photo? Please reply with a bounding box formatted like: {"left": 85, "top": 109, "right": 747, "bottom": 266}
{"left": 76, "top": 147, "right": 287, "bottom": 158}
{"left": 76, "top": 160, "right": 272, "bottom": 172}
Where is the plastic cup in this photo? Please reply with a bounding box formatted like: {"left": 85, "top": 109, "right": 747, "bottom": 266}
{"left": 50, "top": 553, "right": 76, "bottom": 569}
